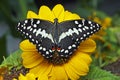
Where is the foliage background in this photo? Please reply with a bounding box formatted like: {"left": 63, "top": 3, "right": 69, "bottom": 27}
{"left": 0, "top": 0, "right": 120, "bottom": 79}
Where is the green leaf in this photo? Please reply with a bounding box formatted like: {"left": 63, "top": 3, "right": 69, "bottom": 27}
{"left": 0, "top": 49, "right": 22, "bottom": 69}
{"left": 81, "top": 65, "right": 120, "bottom": 80}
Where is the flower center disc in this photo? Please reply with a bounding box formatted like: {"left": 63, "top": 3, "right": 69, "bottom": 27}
{"left": 49, "top": 51, "right": 69, "bottom": 65}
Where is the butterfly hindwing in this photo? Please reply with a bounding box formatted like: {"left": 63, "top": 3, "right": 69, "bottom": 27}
{"left": 17, "top": 19, "right": 55, "bottom": 58}
{"left": 57, "top": 19, "right": 101, "bottom": 57}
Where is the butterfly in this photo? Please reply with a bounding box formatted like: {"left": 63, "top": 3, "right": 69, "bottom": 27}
{"left": 17, "top": 18, "right": 101, "bottom": 63}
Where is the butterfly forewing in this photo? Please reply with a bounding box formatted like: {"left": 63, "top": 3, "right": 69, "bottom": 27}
{"left": 57, "top": 19, "right": 101, "bottom": 57}
{"left": 17, "top": 19, "right": 55, "bottom": 58}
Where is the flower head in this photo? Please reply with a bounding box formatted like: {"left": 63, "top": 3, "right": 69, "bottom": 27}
{"left": 20, "top": 4, "right": 96, "bottom": 80}
{"left": 27, "top": 4, "right": 80, "bottom": 23}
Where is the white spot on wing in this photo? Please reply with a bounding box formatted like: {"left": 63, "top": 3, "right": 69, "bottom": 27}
{"left": 41, "top": 30, "right": 48, "bottom": 37}
{"left": 43, "top": 48, "right": 46, "bottom": 51}
{"left": 65, "top": 50, "right": 68, "bottom": 53}
{"left": 23, "top": 27, "right": 26, "bottom": 29}
{"left": 83, "top": 34, "right": 86, "bottom": 37}
{"left": 36, "top": 40, "right": 38, "bottom": 44}
{"left": 84, "top": 26, "right": 89, "bottom": 29}
{"left": 29, "top": 35, "right": 32, "bottom": 38}
{"left": 59, "top": 28, "right": 79, "bottom": 42}
{"left": 49, "top": 50, "right": 52, "bottom": 52}
{"left": 39, "top": 47, "right": 42, "bottom": 50}
{"left": 59, "top": 33, "right": 66, "bottom": 42}
{"left": 26, "top": 33, "right": 28, "bottom": 36}
{"left": 87, "top": 32, "right": 90, "bottom": 35}
{"left": 33, "top": 29, "right": 37, "bottom": 33}
{"left": 46, "top": 51, "right": 49, "bottom": 54}
{"left": 18, "top": 23, "right": 20, "bottom": 26}
{"left": 68, "top": 46, "right": 72, "bottom": 49}
{"left": 91, "top": 31, "right": 93, "bottom": 34}
{"left": 36, "top": 29, "right": 54, "bottom": 43}
{"left": 27, "top": 26, "right": 31, "bottom": 29}
{"left": 72, "top": 44, "right": 76, "bottom": 47}
{"left": 80, "top": 37, "right": 83, "bottom": 40}
{"left": 76, "top": 38, "right": 79, "bottom": 41}
{"left": 73, "top": 28, "right": 79, "bottom": 35}
{"left": 94, "top": 29, "right": 96, "bottom": 32}
{"left": 78, "top": 28, "right": 82, "bottom": 32}
{"left": 93, "top": 25, "right": 95, "bottom": 28}
{"left": 30, "top": 28, "right": 33, "bottom": 31}
{"left": 31, "top": 19, "right": 33, "bottom": 25}
{"left": 33, "top": 24, "right": 37, "bottom": 27}
{"left": 47, "top": 34, "right": 54, "bottom": 43}
{"left": 36, "top": 28, "right": 41, "bottom": 36}
{"left": 82, "top": 20, "right": 85, "bottom": 25}
{"left": 78, "top": 24, "right": 82, "bottom": 27}
{"left": 90, "top": 27, "right": 93, "bottom": 29}
{"left": 36, "top": 20, "right": 40, "bottom": 24}
{"left": 32, "top": 39, "right": 34, "bottom": 41}
{"left": 61, "top": 49, "right": 64, "bottom": 52}
{"left": 25, "top": 20, "right": 28, "bottom": 23}
{"left": 96, "top": 24, "right": 99, "bottom": 27}
{"left": 75, "top": 21, "right": 79, "bottom": 24}
{"left": 97, "top": 28, "right": 99, "bottom": 30}
{"left": 88, "top": 21, "right": 92, "bottom": 24}
{"left": 82, "top": 28, "right": 85, "bottom": 31}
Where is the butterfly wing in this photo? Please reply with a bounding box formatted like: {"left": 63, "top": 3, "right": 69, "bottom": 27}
{"left": 17, "top": 19, "right": 55, "bottom": 59}
{"left": 58, "top": 19, "right": 101, "bottom": 58}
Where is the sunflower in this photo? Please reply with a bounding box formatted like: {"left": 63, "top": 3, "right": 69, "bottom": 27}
{"left": 20, "top": 4, "right": 96, "bottom": 80}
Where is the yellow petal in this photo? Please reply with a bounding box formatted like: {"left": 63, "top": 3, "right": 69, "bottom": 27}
{"left": 20, "top": 40, "right": 37, "bottom": 51}
{"left": 64, "top": 11, "right": 72, "bottom": 20}
{"left": 30, "top": 61, "right": 52, "bottom": 76}
{"left": 19, "top": 74, "right": 27, "bottom": 80}
{"left": 38, "top": 5, "right": 55, "bottom": 22}
{"left": 26, "top": 73, "right": 36, "bottom": 80}
{"left": 78, "top": 39, "right": 96, "bottom": 53}
{"left": 57, "top": 10, "right": 64, "bottom": 22}
{"left": 64, "top": 53, "right": 89, "bottom": 78}
{"left": 48, "top": 76, "right": 56, "bottom": 80}
{"left": 18, "top": 73, "right": 36, "bottom": 80}
{"left": 50, "top": 66, "right": 68, "bottom": 80}
{"left": 70, "top": 58, "right": 89, "bottom": 74}
{"left": 70, "top": 13, "right": 80, "bottom": 19}
{"left": 91, "top": 35, "right": 104, "bottom": 42}
{"left": 22, "top": 52, "right": 44, "bottom": 68}
{"left": 64, "top": 11, "right": 80, "bottom": 20}
{"left": 52, "top": 4, "right": 65, "bottom": 22}
{"left": 64, "top": 64, "right": 80, "bottom": 80}
{"left": 27, "top": 11, "right": 39, "bottom": 19}
{"left": 38, "top": 75, "right": 48, "bottom": 80}
{"left": 13, "top": 78, "right": 17, "bottom": 80}
{"left": 75, "top": 52, "right": 92, "bottom": 65}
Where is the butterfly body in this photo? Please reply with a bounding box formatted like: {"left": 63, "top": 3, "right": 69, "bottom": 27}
{"left": 17, "top": 18, "right": 101, "bottom": 64}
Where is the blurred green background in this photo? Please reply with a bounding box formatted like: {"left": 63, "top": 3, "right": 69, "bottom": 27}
{"left": 0, "top": 0, "right": 120, "bottom": 67}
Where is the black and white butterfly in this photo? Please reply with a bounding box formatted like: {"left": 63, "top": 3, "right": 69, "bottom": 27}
{"left": 17, "top": 18, "right": 101, "bottom": 63}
